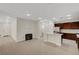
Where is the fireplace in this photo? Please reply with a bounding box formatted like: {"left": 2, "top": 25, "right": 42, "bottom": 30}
{"left": 25, "top": 34, "right": 32, "bottom": 40}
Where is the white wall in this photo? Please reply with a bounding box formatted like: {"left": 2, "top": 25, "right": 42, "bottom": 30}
{"left": 10, "top": 17, "right": 17, "bottom": 41}
{"left": 0, "top": 14, "right": 17, "bottom": 42}
{"left": 38, "top": 20, "right": 54, "bottom": 40}
{"left": 39, "top": 20, "right": 54, "bottom": 34}
{"left": 61, "top": 29, "right": 79, "bottom": 33}
{"left": 0, "top": 15, "right": 11, "bottom": 36}
{"left": 17, "top": 18, "right": 39, "bottom": 42}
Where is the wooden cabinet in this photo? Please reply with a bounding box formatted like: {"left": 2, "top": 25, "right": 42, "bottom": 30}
{"left": 55, "top": 22, "right": 79, "bottom": 29}
{"left": 62, "top": 33, "right": 77, "bottom": 40}
{"left": 63, "top": 23, "right": 71, "bottom": 29}
{"left": 55, "top": 23, "right": 63, "bottom": 29}
{"left": 62, "top": 22, "right": 79, "bottom": 29}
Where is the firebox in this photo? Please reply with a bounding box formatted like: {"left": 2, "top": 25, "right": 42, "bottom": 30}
{"left": 25, "top": 34, "right": 32, "bottom": 40}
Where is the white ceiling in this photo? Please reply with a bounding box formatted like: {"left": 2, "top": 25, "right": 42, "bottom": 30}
{"left": 0, "top": 3, "right": 79, "bottom": 21}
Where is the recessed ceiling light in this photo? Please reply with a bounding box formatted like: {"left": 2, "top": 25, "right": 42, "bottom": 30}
{"left": 66, "top": 14, "right": 72, "bottom": 17}
{"left": 26, "top": 13, "right": 31, "bottom": 16}
{"left": 66, "top": 14, "right": 72, "bottom": 19}
{"left": 67, "top": 17, "right": 72, "bottom": 19}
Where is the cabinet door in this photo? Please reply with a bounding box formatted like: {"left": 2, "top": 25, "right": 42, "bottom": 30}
{"left": 72, "top": 22, "right": 79, "bottom": 29}
{"left": 62, "top": 33, "right": 76, "bottom": 40}
{"left": 55, "top": 22, "right": 79, "bottom": 29}
{"left": 63, "top": 23, "right": 71, "bottom": 29}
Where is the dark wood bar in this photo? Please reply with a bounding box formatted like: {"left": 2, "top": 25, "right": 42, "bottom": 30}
{"left": 62, "top": 33, "right": 79, "bottom": 50}
{"left": 62, "top": 33, "right": 77, "bottom": 41}
{"left": 55, "top": 21, "right": 79, "bottom": 50}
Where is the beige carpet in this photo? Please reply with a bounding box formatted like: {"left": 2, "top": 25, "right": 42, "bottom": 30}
{"left": 0, "top": 38, "right": 79, "bottom": 55}
{"left": 0, "top": 36, "right": 15, "bottom": 46}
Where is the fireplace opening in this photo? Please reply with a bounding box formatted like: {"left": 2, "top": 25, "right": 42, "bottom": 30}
{"left": 25, "top": 34, "right": 32, "bottom": 40}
